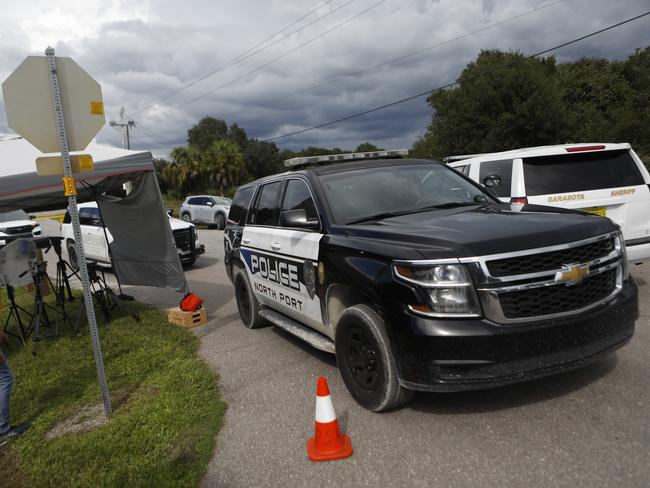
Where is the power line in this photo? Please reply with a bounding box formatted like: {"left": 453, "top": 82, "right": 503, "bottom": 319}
{"left": 129, "top": 0, "right": 346, "bottom": 116}
{"left": 220, "top": 0, "right": 566, "bottom": 120}
{"left": 262, "top": 11, "right": 650, "bottom": 143}
{"left": 128, "top": 0, "right": 564, "bottom": 142}
{"left": 156, "top": 0, "right": 389, "bottom": 117}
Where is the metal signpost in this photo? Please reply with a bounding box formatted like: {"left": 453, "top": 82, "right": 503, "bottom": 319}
{"left": 2, "top": 48, "right": 112, "bottom": 415}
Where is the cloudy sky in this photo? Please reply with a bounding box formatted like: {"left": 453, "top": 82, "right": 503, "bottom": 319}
{"left": 0, "top": 0, "right": 648, "bottom": 157}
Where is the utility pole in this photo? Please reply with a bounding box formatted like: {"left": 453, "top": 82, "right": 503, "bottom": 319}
{"left": 109, "top": 107, "right": 135, "bottom": 149}
{"left": 110, "top": 107, "right": 136, "bottom": 193}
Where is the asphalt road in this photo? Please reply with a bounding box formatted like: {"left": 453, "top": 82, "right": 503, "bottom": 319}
{"left": 67, "top": 229, "right": 650, "bottom": 488}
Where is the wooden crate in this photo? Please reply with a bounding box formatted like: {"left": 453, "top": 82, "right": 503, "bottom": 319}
{"left": 166, "top": 307, "right": 208, "bottom": 329}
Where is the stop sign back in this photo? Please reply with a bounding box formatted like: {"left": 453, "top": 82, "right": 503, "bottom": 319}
{"left": 2, "top": 56, "right": 105, "bottom": 153}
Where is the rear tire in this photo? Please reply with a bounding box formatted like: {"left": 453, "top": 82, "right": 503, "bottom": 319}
{"left": 215, "top": 214, "right": 225, "bottom": 230}
{"left": 335, "top": 304, "right": 414, "bottom": 412}
{"left": 181, "top": 213, "right": 191, "bottom": 223}
{"left": 234, "top": 268, "right": 265, "bottom": 329}
{"left": 67, "top": 241, "right": 79, "bottom": 271}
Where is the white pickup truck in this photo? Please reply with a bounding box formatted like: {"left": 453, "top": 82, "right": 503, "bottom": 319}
{"left": 61, "top": 202, "right": 204, "bottom": 269}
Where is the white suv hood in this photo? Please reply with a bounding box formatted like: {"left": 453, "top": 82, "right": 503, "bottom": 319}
{"left": 169, "top": 216, "right": 193, "bottom": 231}
{"left": 0, "top": 219, "right": 37, "bottom": 230}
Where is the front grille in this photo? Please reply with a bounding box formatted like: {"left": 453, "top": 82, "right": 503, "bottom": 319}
{"left": 486, "top": 237, "right": 615, "bottom": 277}
{"left": 173, "top": 228, "right": 194, "bottom": 251}
{"left": 498, "top": 268, "right": 617, "bottom": 319}
{"left": 4, "top": 225, "right": 33, "bottom": 235}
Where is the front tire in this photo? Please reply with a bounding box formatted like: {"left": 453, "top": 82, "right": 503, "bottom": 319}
{"left": 67, "top": 241, "right": 79, "bottom": 271}
{"left": 335, "top": 304, "right": 414, "bottom": 412}
{"left": 234, "top": 268, "right": 265, "bottom": 329}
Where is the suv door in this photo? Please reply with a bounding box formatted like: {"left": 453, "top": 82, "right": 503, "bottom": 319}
{"left": 272, "top": 178, "right": 325, "bottom": 331}
{"left": 80, "top": 208, "right": 111, "bottom": 262}
{"left": 186, "top": 197, "right": 204, "bottom": 222}
{"left": 240, "top": 180, "right": 284, "bottom": 308}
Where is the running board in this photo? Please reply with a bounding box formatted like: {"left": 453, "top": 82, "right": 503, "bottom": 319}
{"left": 260, "top": 308, "right": 335, "bottom": 354}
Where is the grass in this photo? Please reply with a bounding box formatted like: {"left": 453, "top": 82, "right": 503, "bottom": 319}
{"left": 0, "top": 289, "right": 226, "bottom": 488}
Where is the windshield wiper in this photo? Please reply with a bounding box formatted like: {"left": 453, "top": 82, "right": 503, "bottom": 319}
{"left": 346, "top": 211, "right": 410, "bottom": 225}
{"left": 346, "top": 202, "right": 484, "bottom": 224}
{"left": 422, "top": 202, "right": 483, "bottom": 210}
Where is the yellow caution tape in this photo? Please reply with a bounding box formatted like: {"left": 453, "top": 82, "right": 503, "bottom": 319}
{"left": 62, "top": 176, "right": 77, "bottom": 196}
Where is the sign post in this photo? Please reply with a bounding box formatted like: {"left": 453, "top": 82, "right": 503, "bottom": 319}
{"left": 2, "top": 48, "right": 112, "bottom": 415}
{"left": 44, "top": 47, "right": 111, "bottom": 415}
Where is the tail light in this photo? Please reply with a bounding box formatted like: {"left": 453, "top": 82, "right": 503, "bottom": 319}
{"left": 510, "top": 197, "right": 528, "bottom": 204}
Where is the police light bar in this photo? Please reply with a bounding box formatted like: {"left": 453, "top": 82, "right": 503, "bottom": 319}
{"left": 284, "top": 149, "right": 409, "bottom": 168}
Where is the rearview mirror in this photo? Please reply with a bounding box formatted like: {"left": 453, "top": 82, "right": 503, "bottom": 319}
{"left": 280, "top": 209, "right": 319, "bottom": 229}
{"left": 483, "top": 174, "right": 502, "bottom": 189}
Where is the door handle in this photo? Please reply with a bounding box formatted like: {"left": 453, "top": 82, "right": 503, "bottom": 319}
{"left": 271, "top": 242, "right": 282, "bottom": 250}
{"left": 242, "top": 238, "right": 251, "bottom": 244}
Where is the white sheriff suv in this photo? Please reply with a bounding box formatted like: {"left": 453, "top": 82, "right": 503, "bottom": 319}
{"left": 62, "top": 202, "right": 204, "bottom": 269}
{"left": 447, "top": 143, "right": 650, "bottom": 263}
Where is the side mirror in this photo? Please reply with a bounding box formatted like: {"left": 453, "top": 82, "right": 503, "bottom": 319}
{"left": 280, "top": 209, "right": 319, "bottom": 229}
{"left": 167, "top": 209, "right": 174, "bottom": 217}
{"left": 206, "top": 201, "right": 214, "bottom": 207}
{"left": 483, "top": 174, "right": 502, "bottom": 189}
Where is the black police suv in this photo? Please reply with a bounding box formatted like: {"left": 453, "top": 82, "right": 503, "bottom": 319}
{"left": 224, "top": 151, "right": 638, "bottom": 411}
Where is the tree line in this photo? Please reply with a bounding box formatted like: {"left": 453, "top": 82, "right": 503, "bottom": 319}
{"left": 412, "top": 47, "right": 650, "bottom": 162}
{"left": 156, "top": 116, "right": 383, "bottom": 197}
{"left": 158, "top": 46, "right": 649, "bottom": 197}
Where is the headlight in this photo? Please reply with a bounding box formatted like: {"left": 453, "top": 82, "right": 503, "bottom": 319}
{"left": 394, "top": 263, "right": 482, "bottom": 317}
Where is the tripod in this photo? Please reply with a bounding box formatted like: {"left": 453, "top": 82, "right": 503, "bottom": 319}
{"left": 28, "top": 260, "right": 74, "bottom": 356}
{"left": 49, "top": 237, "right": 75, "bottom": 305}
{"left": 2, "top": 285, "right": 33, "bottom": 346}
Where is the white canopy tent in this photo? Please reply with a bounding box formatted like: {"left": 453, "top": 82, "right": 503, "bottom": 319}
{"left": 0, "top": 136, "right": 155, "bottom": 212}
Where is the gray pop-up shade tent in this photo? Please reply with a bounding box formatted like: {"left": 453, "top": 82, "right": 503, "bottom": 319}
{"left": 0, "top": 136, "right": 187, "bottom": 292}
{"left": 0, "top": 136, "right": 154, "bottom": 212}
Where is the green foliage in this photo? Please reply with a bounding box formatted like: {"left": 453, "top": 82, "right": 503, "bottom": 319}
{"left": 157, "top": 115, "right": 389, "bottom": 198}
{"left": 424, "top": 50, "right": 567, "bottom": 156}
{"left": 355, "top": 142, "right": 383, "bottom": 152}
{"left": 0, "top": 291, "right": 225, "bottom": 487}
{"left": 187, "top": 117, "right": 228, "bottom": 151}
{"left": 416, "top": 46, "right": 650, "bottom": 158}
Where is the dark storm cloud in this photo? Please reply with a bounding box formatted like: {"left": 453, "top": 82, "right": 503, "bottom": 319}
{"left": 0, "top": 0, "right": 648, "bottom": 157}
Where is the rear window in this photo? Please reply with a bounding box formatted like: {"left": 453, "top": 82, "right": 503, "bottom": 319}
{"left": 523, "top": 150, "right": 644, "bottom": 196}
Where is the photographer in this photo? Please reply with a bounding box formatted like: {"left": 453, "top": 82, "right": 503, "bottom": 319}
{"left": 0, "top": 332, "right": 30, "bottom": 446}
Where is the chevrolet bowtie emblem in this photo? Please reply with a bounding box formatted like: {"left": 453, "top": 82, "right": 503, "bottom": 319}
{"left": 555, "top": 264, "right": 590, "bottom": 285}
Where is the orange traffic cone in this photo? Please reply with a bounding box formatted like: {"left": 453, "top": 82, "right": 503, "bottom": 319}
{"left": 306, "top": 376, "right": 353, "bottom": 462}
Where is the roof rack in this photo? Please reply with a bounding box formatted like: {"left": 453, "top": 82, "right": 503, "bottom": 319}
{"left": 284, "top": 149, "right": 409, "bottom": 168}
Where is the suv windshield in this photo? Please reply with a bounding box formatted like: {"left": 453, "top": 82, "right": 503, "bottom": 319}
{"left": 319, "top": 163, "right": 492, "bottom": 224}
{"left": 0, "top": 210, "right": 29, "bottom": 223}
{"left": 523, "top": 149, "right": 644, "bottom": 195}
